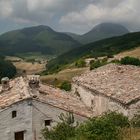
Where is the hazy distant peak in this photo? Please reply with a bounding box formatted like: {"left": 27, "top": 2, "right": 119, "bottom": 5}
{"left": 87, "top": 22, "right": 129, "bottom": 35}
{"left": 68, "top": 22, "right": 129, "bottom": 44}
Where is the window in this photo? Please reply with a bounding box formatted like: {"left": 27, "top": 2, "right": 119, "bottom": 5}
{"left": 12, "top": 111, "right": 17, "bottom": 118}
{"left": 44, "top": 120, "right": 52, "bottom": 126}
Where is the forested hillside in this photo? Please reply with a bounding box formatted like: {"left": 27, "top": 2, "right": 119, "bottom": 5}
{"left": 47, "top": 32, "right": 140, "bottom": 73}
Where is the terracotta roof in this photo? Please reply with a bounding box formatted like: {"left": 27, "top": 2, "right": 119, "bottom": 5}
{"left": 73, "top": 64, "right": 140, "bottom": 105}
{"left": 0, "top": 77, "right": 93, "bottom": 118}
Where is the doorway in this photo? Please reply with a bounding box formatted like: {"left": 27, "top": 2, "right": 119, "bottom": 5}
{"left": 15, "top": 131, "right": 24, "bottom": 140}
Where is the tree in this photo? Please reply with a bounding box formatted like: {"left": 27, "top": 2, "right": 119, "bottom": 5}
{"left": 42, "top": 112, "right": 76, "bottom": 140}
{"left": 102, "top": 112, "right": 129, "bottom": 128}
{"left": 42, "top": 112, "right": 130, "bottom": 140}
{"left": 0, "top": 59, "right": 16, "bottom": 81}
{"left": 75, "top": 114, "right": 121, "bottom": 140}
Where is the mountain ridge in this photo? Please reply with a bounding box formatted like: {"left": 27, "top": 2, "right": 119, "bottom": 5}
{"left": 0, "top": 25, "right": 81, "bottom": 56}
{"left": 67, "top": 23, "right": 129, "bottom": 44}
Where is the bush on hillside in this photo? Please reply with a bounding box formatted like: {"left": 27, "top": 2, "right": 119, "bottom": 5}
{"left": 59, "top": 81, "right": 71, "bottom": 91}
{"left": 120, "top": 56, "right": 140, "bottom": 66}
{"left": 75, "top": 59, "right": 86, "bottom": 68}
{"left": 90, "top": 59, "right": 108, "bottom": 70}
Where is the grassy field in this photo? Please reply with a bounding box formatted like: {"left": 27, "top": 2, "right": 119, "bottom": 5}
{"left": 41, "top": 67, "right": 88, "bottom": 86}
{"left": 5, "top": 56, "right": 47, "bottom": 75}
{"left": 115, "top": 47, "right": 140, "bottom": 59}
{"left": 14, "top": 61, "right": 46, "bottom": 74}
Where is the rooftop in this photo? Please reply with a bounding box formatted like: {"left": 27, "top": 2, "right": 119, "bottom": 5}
{"left": 73, "top": 64, "right": 140, "bottom": 105}
{"left": 0, "top": 76, "right": 93, "bottom": 118}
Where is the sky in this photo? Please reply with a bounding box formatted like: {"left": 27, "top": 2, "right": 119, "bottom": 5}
{"left": 0, "top": 0, "right": 140, "bottom": 34}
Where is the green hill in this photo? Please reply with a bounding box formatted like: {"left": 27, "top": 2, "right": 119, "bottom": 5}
{"left": 47, "top": 31, "right": 140, "bottom": 73}
{"left": 67, "top": 23, "right": 129, "bottom": 44}
{"left": 0, "top": 25, "right": 80, "bottom": 56}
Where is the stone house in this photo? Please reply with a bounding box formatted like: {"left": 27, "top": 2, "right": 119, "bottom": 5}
{"left": 72, "top": 64, "right": 140, "bottom": 118}
{"left": 0, "top": 76, "right": 93, "bottom": 140}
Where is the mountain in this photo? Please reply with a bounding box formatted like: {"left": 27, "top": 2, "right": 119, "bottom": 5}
{"left": 67, "top": 23, "right": 129, "bottom": 44}
{"left": 47, "top": 31, "right": 140, "bottom": 73}
{"left": 0, "top": 25, "right": 81, "bottom": 56}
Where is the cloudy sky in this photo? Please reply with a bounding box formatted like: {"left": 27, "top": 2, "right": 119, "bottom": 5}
{"left": 0, "top": 0, "right": 140, "bottom": 34}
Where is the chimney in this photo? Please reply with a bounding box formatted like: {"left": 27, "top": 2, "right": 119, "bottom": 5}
{"left": 1, "top": 77, "right": 10, "bottom": 91}
{"left": 27, "top": 75, "right": 40, "bottom": 88}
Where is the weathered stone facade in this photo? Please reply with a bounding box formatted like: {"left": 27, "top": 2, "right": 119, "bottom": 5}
{"left": 0, "top": 100, "right": 32, "bottom": 140}
{"left": 72, "top": 83, "right": 129, "bottom": 116}
{"left": 0, "top": 76, "right": 92, "bottom": 140}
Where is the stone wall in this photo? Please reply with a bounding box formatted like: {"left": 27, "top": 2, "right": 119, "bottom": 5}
{"left": 72, "top": 83, "right": 129, "bottom": 117}
{"left": 0, "top": 99, "right": 33, "bottom": 140}
{"left": 32, "top": 100, "right": 88, "bottom": 140}
{"left": 0, "top": 99, "right": 88, "bottom": 140}
{"left": 129, "top": 100, "right": 140, "bottom": 119}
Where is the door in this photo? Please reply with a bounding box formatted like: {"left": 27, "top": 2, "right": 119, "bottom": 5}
{"left": 15, "top": 131, "right": 24, "bottom": 140}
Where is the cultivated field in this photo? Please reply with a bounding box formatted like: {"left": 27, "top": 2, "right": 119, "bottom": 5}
{"left": 14, "top": 61, "right": 46, "bottom": 74}
{"left": 5, "top": 56, "right": 47, "bottom": 75}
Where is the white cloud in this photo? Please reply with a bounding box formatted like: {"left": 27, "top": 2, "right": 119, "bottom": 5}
{"left": 59, "top": 0, "right": 140, "bottom": 33}
{"left": 0, "top": 0, "right": 13, "bottom": 17}
{"left": 0, "top": 0, "right": 139, "bottom": 34}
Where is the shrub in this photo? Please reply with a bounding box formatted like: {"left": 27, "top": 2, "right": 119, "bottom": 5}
{"left": 76, "top": 114, "right": 121, "bottom": 140}
{"left": 107, "top": 54, "right": 114, "bottom": 58}
{"left": 90, "top": 59, "right": 108, "bottom": 70}
{"left": 60, "top": 81, "right": 71, "bottom": 91}
{"left": 103, "top": 112, "right": 129, "bottom": 128}
{"left": 75, "top": 59, "right": 86, "bottom": 68}
{"left": 42, "top": 112, "right": 130, "bottom": 140}
{"left": 42, "top": 113, "right": 76, "bottom": 140}
{"left": 120, "top": 56, "right": 140, "bottom": 66}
